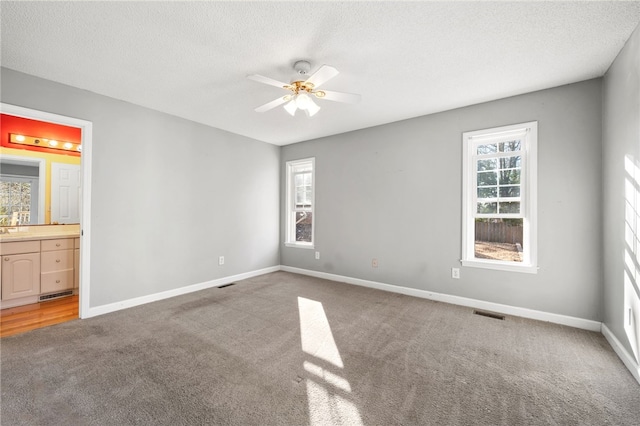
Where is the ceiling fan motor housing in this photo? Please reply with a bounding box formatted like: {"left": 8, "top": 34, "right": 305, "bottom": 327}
{"left": 293, "top": 60, "right": 311, "bottom": 76}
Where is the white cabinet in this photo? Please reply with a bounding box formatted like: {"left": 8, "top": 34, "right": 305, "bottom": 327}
{"left": 1, "top": 237, "right": 78, "bottom": 305}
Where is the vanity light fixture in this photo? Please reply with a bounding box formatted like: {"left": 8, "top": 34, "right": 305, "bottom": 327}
{"left": 9, "top": 133, "right": 81, "bottom": 154}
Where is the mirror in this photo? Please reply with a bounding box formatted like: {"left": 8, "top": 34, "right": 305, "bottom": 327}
{"left": 0, "top": 154, "right": 81, "bottom": 226}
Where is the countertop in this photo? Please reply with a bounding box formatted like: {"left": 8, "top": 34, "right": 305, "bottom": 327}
{"left": 0, "top": 225, "right": 80, "bottom": 242}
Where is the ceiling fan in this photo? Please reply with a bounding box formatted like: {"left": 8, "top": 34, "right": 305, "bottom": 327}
{"left": 248, "top": 61, "right": 361, "bottom": 117}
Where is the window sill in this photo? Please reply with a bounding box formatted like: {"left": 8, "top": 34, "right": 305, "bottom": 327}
{"left": 461, "top": 259, "right": 538, "bottom": 274}
{"left": 284, "top": 242, "right": 315, "bottom": 249}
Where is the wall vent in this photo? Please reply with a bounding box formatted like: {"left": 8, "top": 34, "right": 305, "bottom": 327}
{"left": 39, "top": 290, "right": 73, "bottom": 302}
{"left": 473, "top": 310, "right": 505, "bottom": 320}
{"left": 218, "top": 283, "right": 236, "bottom": 289}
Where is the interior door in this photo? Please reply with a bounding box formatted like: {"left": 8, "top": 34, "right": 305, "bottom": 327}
{"left": 51, "top": 162, "right": 81, "bottom": 224}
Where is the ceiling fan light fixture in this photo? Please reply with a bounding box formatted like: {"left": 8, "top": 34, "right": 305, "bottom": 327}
{"left": 295, "top": 93, "right": 312, "bottom": 110}
{"left": 305, "top": 98, "right": 320, "bottom": 117}
{"left": 284, "top": 100, "right": 297, "bottom": 116}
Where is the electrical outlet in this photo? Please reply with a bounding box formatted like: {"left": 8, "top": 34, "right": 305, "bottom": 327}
{"left": 372, "top": 258, "right": 378, "bottom": 268}
{"left": 451, "top": 268, "right": 460, "bottom": 279}
{"left": 219, "top": 256, "right": 225, "bottom": 266}
{"left": 315, "top": 251, "right": 320, "bottom": 260}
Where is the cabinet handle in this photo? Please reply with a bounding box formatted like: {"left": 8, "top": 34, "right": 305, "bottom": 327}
{"left": 3, "top": 257, "right": 9, "bottom": 261}
{"left": 56, "top": 259, "right": 61, "bottom": 263}
{"left": 56, "top": 243, "right": 61, "bottom": 247}
{"left": 56, "top": 280, "right": 60, "bottom": 283}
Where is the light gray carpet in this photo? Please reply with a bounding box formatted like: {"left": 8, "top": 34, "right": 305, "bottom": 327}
{"left": 1, "top": 271, "right": 639, "bottom": 425}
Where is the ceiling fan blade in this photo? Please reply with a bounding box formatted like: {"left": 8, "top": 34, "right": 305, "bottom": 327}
{"left": 315, "top": 90, "right": 361, "bottom": 104}
{"left": 255, "top": 96, "right": 288, "bottom": 113}
{"left": 304, "top": 65, "right": 339, "bottom": 89}
{"left": 247, "top": 74, "right": 290, "bottom": 89}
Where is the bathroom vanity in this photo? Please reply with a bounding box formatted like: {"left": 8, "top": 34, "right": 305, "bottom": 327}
{"left": 0, "top": 225, "right": 80, "bottom": 309}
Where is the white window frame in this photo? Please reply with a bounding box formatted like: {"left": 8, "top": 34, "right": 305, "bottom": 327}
{"left": 461, "top": 121, "right": 538, "bottom": 273}
{"left": 285, "top": 157, "right": 315, "bottom": 249}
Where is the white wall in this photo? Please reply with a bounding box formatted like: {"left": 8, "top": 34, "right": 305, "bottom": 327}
{"left": 1, "top": 68, "right": 281, "bottom": 309}
{"left": 603, "top": 24, "right": 640, "bottom": 357}
{"left": 282, "top": 79, "right": 603, "bottom": 321}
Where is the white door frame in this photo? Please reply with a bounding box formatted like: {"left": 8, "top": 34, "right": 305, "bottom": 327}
{"left": 1, "top": 103, "right": 92, "bottom": 319}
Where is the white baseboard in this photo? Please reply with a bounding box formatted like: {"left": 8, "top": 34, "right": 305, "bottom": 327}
{"left": 280, "top": 266, "right": 602, "bottom": 332}
{"left": 601, "top": 323, "right": 640, "bottom": 385}
{"left": 83, "top": 266, "right": 280, "bottom": 318}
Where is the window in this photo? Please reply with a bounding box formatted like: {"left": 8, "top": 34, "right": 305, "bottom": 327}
{"left": 286, "top": 158, "right": 315, "bottom": 248}
{"left": 462, "top": 121, "right": 537, "bottom": 273}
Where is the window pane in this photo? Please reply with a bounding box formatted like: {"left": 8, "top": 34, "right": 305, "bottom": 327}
{"left": 474, "top": 218, "right": 523, "bottom": 262}
{"left": 477, "top": 171, "right": 497, "bottom": 186}
{"left": 477, "top": 202, "right": 497, "bottom": 214}
{"left": 499, "top": 201, "right": 520, "bottom": 214}
{"left": 295, "top": 211, "right": 312, "bottom": 242}
{"left": 477, "top": 187, "right": 497, "bottom": 198}
{"left": 477, "top": 144, "right": 497, "bottom": 155}
{"left": 499, "top": 186, "right": 520, "bottom": 197}
{"left": 499, "top": 169, "right": 521, "bottom": 185}
{"left": 477, "top": 159, "right": 497, "bottom": 171}
{"left": 500, "top": 140, "right": 522, "bottom": 152}
{"left": 295, "top": 189, "right": 308, "bottom": 206}
{"left": 499, "top": 155, "right": 521, "bottom": 169}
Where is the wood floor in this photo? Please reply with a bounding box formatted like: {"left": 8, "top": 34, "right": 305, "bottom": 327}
{"left": 0, "top": 295, "right": 78, "bottom": 338}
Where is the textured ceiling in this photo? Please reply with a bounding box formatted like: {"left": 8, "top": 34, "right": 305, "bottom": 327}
{"left": 1, "top": 1, "right": 640, "bottom": 146}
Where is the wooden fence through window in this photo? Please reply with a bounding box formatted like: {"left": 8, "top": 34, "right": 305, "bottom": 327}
{"left": 475, "top": 221, "right": 523, "bottom": 245}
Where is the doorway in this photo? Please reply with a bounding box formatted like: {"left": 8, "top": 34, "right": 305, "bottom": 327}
{"left": 1, "top": 103, "right": 92, "bottom": 319}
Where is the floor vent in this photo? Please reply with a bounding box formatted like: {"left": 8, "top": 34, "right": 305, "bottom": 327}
{"left": 218, "top": 283, "right": 236, "bottom": 289}
{"left": 39, "top": 290, "right": 73, "bottom": 302}
{"left": 473, "top": 310, "right": 505, "bottom": 320}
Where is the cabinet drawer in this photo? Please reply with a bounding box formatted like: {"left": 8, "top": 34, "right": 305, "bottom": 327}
{"left": 41, "top": 250, "right": 74, "bottom": 272}
{"left": 41, "top": 270, "right": 73, "bottom": 293}
{"left": 0, "top": 241, "right": 40, "bottom": 255}
{"left": 41, "top": 239, "right": 74, "bottom": 252}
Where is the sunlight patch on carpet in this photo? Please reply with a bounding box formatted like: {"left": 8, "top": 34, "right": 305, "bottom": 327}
{"left": 298, "top": 296, "right": 363, "bottom": 426}
{"left": 298, "top": 297, "right": 344, "bottom": 368}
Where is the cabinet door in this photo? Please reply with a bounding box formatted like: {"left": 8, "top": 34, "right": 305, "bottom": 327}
{"left": 2, "top": 253, "right": 41, "bottom": 300}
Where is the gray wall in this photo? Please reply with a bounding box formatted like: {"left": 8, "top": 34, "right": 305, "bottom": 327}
{"left": 1, "top": 68, "right": 281, "bottom": 308}
{"left": 282, "top": 79, "right": 603, "bottom": 321}
{"left": 603, "top": 24, "right": 640, "bottom": 354}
